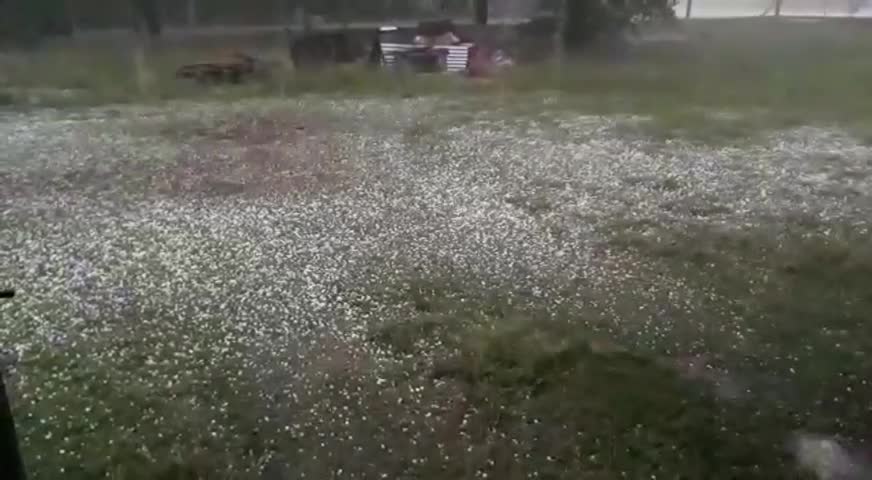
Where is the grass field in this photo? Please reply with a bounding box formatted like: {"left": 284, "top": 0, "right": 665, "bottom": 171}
{"left": 2, "top": 17, "right": 872, "bottom": 480}
{"left": 4, "top": 17, "right": 872, "bottom": 134}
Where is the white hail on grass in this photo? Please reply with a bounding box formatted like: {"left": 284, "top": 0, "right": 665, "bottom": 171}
{"left": 1, "top": 96, "right": 870, "bottom": 476}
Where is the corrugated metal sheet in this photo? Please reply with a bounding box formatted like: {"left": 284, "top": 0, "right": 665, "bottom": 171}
{"left": 443, "top": 44, "right": 473, "bottom": 72}
{"left": 379, "top": 42, "right": 472, "bottom": 73}
{"left": 380, "top": 42, "right": 414, "bottom": 68}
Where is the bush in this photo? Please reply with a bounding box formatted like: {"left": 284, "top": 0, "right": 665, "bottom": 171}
{"left": 0, "top": 91, "right": 15, "bottom": 106}
{"left": 564, "top": 0, "right": 677, "bottom": 50}
{"left": 0, "top": 0, "right": 71, "bottom": 46}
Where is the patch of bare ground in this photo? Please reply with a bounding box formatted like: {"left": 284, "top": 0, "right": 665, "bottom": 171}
{"left": 155, "top": 112, "right": 351, "bottom": 197}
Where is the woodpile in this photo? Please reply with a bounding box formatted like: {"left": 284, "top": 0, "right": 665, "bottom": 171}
{"left": 175, "top": 52, "right": 257, "bottom": 84}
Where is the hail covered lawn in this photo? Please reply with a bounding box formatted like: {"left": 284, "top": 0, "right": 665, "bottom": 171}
{"left": 1, "top": 97, "right": 871, "bottom": 479}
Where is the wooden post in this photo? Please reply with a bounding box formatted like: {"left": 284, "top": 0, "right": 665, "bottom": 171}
{"left": 685, "top": 0, "right": 693, "bottom": 18}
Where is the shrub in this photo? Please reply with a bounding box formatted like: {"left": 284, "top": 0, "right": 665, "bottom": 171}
{"left": 564, "top": 0, "right": 678, "bottom": 49}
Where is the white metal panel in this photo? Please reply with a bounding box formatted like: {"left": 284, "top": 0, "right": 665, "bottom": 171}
{"left": 437, "top": 44, "right": 473, "bottom": 73}
{"left": 379, "top": 42, "right": 472, "bottom": 73}
{"left": 380, "top": 42, "right": 414, "bottom": 68}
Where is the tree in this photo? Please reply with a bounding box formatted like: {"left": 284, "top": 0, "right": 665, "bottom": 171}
{"left": 186, "top": 0, "right": 197, "bottom": 26}
{"left": 849, "top": 0, "right": 871, "bottom": 15}
{"left": 132, "top": 0, "right": 161, "bottom": 37}
{"left": 474, "top": 0, "right": 487, "bottom": 24}
{"left": 562, "top": 0, "right": 676, "bottom": 51}
{"left": 0, "top": 0, "right": 71, "bottom": 44}
{"left": 555, "top": 0, "right": 566, "bottom": 61}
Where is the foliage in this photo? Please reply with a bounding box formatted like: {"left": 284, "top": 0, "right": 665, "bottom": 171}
{"left": 564, "top": 0, "right": 678, "bottom": 49}
{"left": 2, "top": 0, "right": 480, "bottom": 39}
{"left": 0, "top": 0, "right": 71, "bottom": 45}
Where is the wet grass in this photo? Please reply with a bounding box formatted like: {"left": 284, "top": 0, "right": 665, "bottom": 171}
{"left": 366, "top": 283, "right": 790, "bottom": 478}
{"left": 358, "top": 221, "right": 872, "bottom": 478}
{"left": 19, "top": 240, "right": 861, "bottom": 479}
{"left": 5, "top": 125, "right": 870, "bottom": 478}
{"left": 4, "top": 18, "right": 872, "bottom": 141}
{"left": 0, "top": 90, "right": 14, "bottom": 106}
{"left": 9, "top": 306, "right": 277, "bottom": 479}
{"left": 610, "top": 222, "right": 872, "bottom": 437}
{"left": 4, "top": 18, "right": 872, "bottom": 479}
{"left": 4, "top": 99, "right": 871, "bottom": 478}
{"left": 619, "top": 109, "right": 807, "bottom": 145}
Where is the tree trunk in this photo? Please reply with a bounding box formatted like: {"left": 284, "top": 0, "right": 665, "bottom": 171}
{"left": 132, "top": 33, "right": 154, "bottom": 97}
{"left": 186, "top": 0, "right": 197, "bottom": 27}
{"left": 774, "top": 0, "right": 783, "bottom": 16}
{"left": 277, "top": 0, "right": 288, "bottom": 26}
{"left": 338, "top": 0, "right": 350, "bottom": 27}
{"left": 296, "top": 4, "right": 310, "bottom": 33}
{"left": 554, "top": 0, "right": 566, "bottom": 63}
{"left": 474, "top": 0, "right": 488, "bottom": 25}
{"left": 685, "top": 0, "right": 693, "bottom": 18}
{"left": 63, "top": 0, "right": 77, "bottom": 35}
{"left": 132, "top": 0, "right": 161, "bottom": 37}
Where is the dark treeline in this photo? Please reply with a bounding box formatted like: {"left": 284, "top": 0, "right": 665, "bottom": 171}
{"left": 0, "top": 0, "right": 676, "bottom": 49}
{"left": 0, "top": 0, "right": 482, "bottom": 34}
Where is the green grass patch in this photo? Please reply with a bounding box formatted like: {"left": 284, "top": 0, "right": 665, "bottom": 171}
{"left": 365, "top": 279, "right": 805, "bottom": 479}
{"left": 0, "top": 90, "right": 14, "bottom": 106}
{"left": 610, "top": 221, "right": 872, "bottom": 439}
{"left": 357, "top": 217, "right": 872, "bottom": 478}
{"left": 8, "top": 304, "right": 284, "bottom": 479}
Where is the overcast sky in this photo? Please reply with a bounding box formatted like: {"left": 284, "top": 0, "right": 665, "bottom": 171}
{"left": 673, "top": 0, "right": 872, "bottom": 17}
